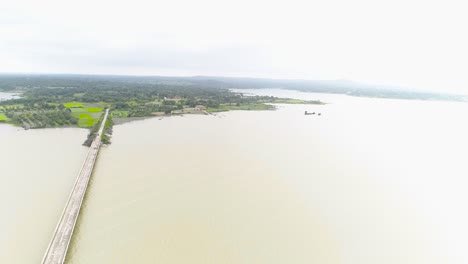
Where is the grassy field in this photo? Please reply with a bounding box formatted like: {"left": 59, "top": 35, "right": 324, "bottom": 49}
{"left": 0, "top": 112, "right": 7, "bottom": 121}
{"left": 77, "top": 113, "right": 95, "bottom": 127}
{"left": 64, "top": 102, "right": 84, "bottom": 108}
{"left": 66, "top": 103, "right": 103, "bottom": 127}
{"left": 87, "top": 107, "right": 103, "bottom": 113}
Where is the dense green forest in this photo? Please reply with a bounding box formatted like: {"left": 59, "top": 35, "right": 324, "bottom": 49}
{"left": 0, "top": 75, "right": 322, "bottom": 129}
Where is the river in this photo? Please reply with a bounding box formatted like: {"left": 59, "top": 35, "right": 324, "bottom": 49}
{"left": 0, "top": 125, "right": 88, "bottom": 263}
{"left": 2, "top": 89, "right": 468, "bottom": 263}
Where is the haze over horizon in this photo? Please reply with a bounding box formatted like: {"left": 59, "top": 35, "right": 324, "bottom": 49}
{"left": 1, "top": 0, "right": 467, "bottom": 94}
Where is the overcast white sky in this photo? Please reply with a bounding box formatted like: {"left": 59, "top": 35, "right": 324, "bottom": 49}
{"left": 1, "top": 0, "right": 467, "bottom": 94}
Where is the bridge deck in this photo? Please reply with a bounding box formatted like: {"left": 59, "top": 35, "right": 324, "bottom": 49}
{"left": 41, "top": 109, "right": 109, "bottom": 264}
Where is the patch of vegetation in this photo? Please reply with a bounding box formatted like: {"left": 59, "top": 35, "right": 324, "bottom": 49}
{"left": 70, "top": 107, "right": 85, "bottom": 113}
{"left": 65, "top": 104, "right": 102, "bottom": 127}
{"left": 64, "top": 102, "right": 84, "bottom": 108}
{"left": 82, "top": 111, "right": 108, "bottom": 146}
{"left": 78, "top": 113, "right": 95, "bottom": 127}
{"left": 110, "top": 110, "right": 129, "bottom": 118}
{"left": 99, "top": 102, "right": 111, "bottom": 107}
{"left": 87, "top": 107, "right": 102, "bottom": 113}
{"left": 101, "top": 114, "right": 113, "bottom": 145}
{"left": 81, "top": 109, "right": 113, "bottom": 145}
{"left": 2, "top": 109, "right": 78, "bottom": 129}
{"left": 0, "top": 112, "right": 7, "bottom": 121}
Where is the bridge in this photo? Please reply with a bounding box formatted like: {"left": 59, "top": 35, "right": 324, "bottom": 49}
{"left": 41, "top": 109, "right": 109, "bottom": 264}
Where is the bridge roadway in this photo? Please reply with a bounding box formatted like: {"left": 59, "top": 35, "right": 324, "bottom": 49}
{"left": 41, "top": 109, "right": 109, "bottom": 264}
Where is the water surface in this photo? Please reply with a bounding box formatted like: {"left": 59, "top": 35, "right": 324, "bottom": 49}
{"left": 67, "top": 90, "right": 468, "bottom": 263}
{"left": 0, "top": 125, "right": 88, "bottom": 263}
{"left": 0, "top": 92, "right": 21, "bottom": 101}
{"left": 3, "top": 89, "right": 468, "bottom": 263}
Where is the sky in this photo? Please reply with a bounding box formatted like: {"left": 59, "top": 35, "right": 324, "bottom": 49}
{"left": 1, "top": 0, "right": 467, "bottom": 94}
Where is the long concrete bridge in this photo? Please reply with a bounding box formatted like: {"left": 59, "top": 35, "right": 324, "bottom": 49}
{"left": 41, "top": 109, "right": 109, "bottom": 264}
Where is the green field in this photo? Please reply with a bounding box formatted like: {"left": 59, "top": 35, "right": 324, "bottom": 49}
{"left": 87, "top": 107, "right": 102, "bottom": 113}
{"left": 69, "top": 107, "right": 100, "bottom": 127}
{"left": 64, "top": 103, "right": 103, "bottom": 127}
{"left": 77, "top": 113, "right": 95, "bottom": 127}
{"left": 64, "top": 102, "right": 84, "bottom": 108}
{"left": 0, "top": 113, "right": 7, "bottom": 121}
